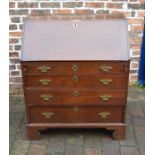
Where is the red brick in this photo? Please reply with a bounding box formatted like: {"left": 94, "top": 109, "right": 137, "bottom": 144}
{"left": 18, "top": 2, "right": 38, "bottom": 8}
{"left": 131, "top": 25, "right": 144, "bottom": 31}
{"left": 9, "top": 45, "right": 13, "bottom": 51}
{"left": 131, "top": 62, "right": 139, "bottom": 68}
{"left": 96, "top": 10, "right": 109, "bottom": 14}
{"left": 53, "top": 9, "right": 72, "bottom": 15}
{"left": 40, "top": 2, "right": 60, "bottom": 8}
{"left": 130, "top": 45, "right": 141, "bottom": 50}
{"left": 107, "top": 3, "right": 123, "bottom": 9}
{"left": 9, "top": 65, "right": 16, "bottom": 70}
{"left": 9, "top": 24, "right": 17, "bottom": 30}
{"left": 11, "top": 71, "right": 20, "bottom": 76}
{"left": 10, "top": 58, "right": 20, "bottom": 64}
{"left": 111, "top": 11, "right": 131, "bottom": 17}
{"left": 9, "top": 2, "right": 15, "bottom": 8}
{"left": 128, "top": 19, "right": 144, "bottom": 24}
{"left": 128, "top": 3, "right": 145, "bottom": 10}
{"left": 63, "top": 2, "right": 83, "bottom": 8}
{"left": 130, "top": 70, "right": 138, "bottom": 74}
{"left": 11, "top": 17, "right": 21, "bottom": 23}
{"left": 130, "top": 74, "right": 138, "bottom": 82}
{"left": 9, "top": 52, "right": 19, "bottom": 57}
{"left": 9, "top": 32, "right": 22, "bottom": 37}
{"left": 132, "top": 50, "right": 140, "bottom": 56}
{"left": 137, "top": 11, "right": 145, "bottom": 17}
{"left": 130, "top": 38, "right": 142, "bottom": 45}
{"left": 31, "top": 10, "right": 50, "bottom": 15}
{"left": 74, "top": 9, "right": 94, "bottom": 15}
{"left": 9, "top": 9, "right": 28, "bottom": 15}
{"left": 85, "top": 2, "right": 105, "bottom": 8}
{"left": 9, "top": 77, "right": 22, "bottom": 83}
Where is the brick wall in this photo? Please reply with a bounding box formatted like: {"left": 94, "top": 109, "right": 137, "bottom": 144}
{"left": 9, "top": 0, "right": 145, "bottom": 95}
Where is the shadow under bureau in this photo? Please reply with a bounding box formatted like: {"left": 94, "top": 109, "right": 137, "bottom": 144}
{"left": 21, "top": 15, "right": 130, "bottom": 140}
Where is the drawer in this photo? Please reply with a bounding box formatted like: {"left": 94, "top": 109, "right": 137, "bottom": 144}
{"left": 21, "top": 61, "right": 129, "bottom": 75}
{"left": 25, "top": 89, "right": 127, "bottom": 106}
{"left": 24, "top": 75, "right": 128, "bottom": 89}
{"left": 24, "top": 75, "right": 74, "bottom": 88}
{"left": 29, "top": 106, "right": 124, "bottom": 123}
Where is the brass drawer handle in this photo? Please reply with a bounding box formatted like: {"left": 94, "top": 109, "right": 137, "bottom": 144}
{"left": 73, "top": 90, "right": 79, "bottom": 96}
{"left": 100, "top": 95, "right": 111, "bottom": 101}
{"left": 73, "top": 106, "right": 79, "bottom": 111}
{"left": 42, "top": 112, "right": 54, "bottom": 118}
{"left": 40, "top": 95, "right": 53, "bottom": 101}
{"left": 100, "top": 65, "right": 112, "bottom": 72}
{"left": 72, "top": 64, "right": 79, "bottom": 72}
{"left": 98, "top": 112, "right": 110, "bottom": 118}
{"left": 72, "top": 75, "right": 79, "bottom": 82}
{"left": 100, "top": 79, "right": 112, "bottom": 85}
{"left": 39, "top": 79, "right": 51, "bottom": 85}
{"left": 38, "top": 66, "right": 51, "bottom": 73}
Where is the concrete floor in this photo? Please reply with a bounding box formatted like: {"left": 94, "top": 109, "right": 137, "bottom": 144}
{"left": 9, "top": 86, "right": 145, "bottom": 155}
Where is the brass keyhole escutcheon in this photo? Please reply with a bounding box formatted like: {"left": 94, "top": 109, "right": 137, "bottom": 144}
{"left": 72, "top": 64, "right": 79, "bottom": 72}
{"left": 100, "top": 95, "right": 111, "bottom": 101}
{"left": 73, "top": 106, "right": 79, "bottom": 111}
{"left": 72, "top": 75, "right": 79, "bottom": 82}
{"left": 42, "top": 112, "right": 54, "bottom": 118}
{"left": 73, "top": 90, "right": 79, "bottom": 96}
{"left": 39, "top": 79, "right": 51, "bottom": 85}
{"left": 38, "top": 66, "right": 51, "bottom": 73}
{"left": 40, "top": 95, "right": 53, "bottom": 101}
{"left": 100, "top": 65, "right": 112, "bottom": 72}
{"left": 100, "top": 79, "right": 112, "bottom": 85}
{"left": 73, "top": 23, "right": 79, "bottom": 29}
{"left": 98, "top": 112, "right": 110, "bottom": 118}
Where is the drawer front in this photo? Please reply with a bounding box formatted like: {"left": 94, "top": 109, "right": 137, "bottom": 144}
{"left": 74, "top": 75, "right": 128, "bottom": 89}
{"left": 21, "top": 61, "right": 129, "bottom": 75}
{"left": 29, "top": 106, "right": 124, "bottom": 123}
{"left": 25, "top": 75, "right": 74, "bottom": 88}
{"left": 25, "top": 89, "right": 127, "bottom": 106}
{"left": 24, "top": 75, "right": 128, "bottom": 89}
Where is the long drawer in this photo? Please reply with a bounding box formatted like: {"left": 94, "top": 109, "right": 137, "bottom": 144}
{"left": 21, "top": 61, "right": 129, "bottom": 75}
{"left": 25, "top": 89, "right": 127, "bottom": 106}
{"left": 24, "top": 75, "right": 128, "bottom": 89}
{"left": 29, "top": 106, "right": 124, "bottom": 123}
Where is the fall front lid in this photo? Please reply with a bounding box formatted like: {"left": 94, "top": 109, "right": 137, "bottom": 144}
{"left": 21, "top": 17, "right": 129, "bottom": 61}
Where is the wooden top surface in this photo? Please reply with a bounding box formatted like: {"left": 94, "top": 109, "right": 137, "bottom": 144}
{"left": 21, "top": 15, "right": 130, "bottom": 61}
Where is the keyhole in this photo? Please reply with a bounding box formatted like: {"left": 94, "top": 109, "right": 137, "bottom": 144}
{"left": 73, "top": 23, "right": 78, "bottom": 28}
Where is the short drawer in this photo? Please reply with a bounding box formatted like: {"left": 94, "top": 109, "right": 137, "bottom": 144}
{"left": 25, "top": 89, "right": 127, "bottom": 106}
{"left": 24, "top": 75, "right": 74, "bottom": 88}
{"left": 24, "top": 75, "right": 128, "bottom": 89}
{"left": 21, "top": 61, "right": 129, "bottom": 75}
{"left": 29, "top": 106, "right": 124, "bottom": 123}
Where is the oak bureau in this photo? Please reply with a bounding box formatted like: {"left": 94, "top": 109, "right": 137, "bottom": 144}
{"left": 21, "top": 15, "right": 130, "bottom": 140}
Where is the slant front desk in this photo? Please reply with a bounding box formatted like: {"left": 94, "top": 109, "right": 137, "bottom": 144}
{"left": 21, "top": 15, "right": 130, "bottom": 140}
